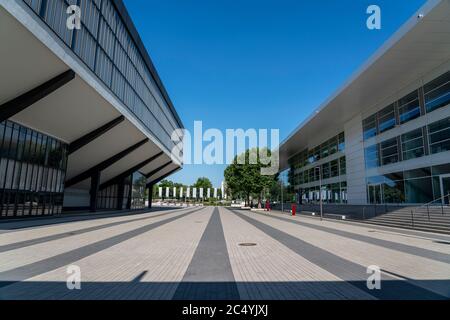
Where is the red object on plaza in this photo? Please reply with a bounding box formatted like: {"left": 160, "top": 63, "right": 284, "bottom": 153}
{"left": 291, "top": 204, "right": 297, "bottom": 216}
{"left": 265, "top": 200, "right": 271, "bottom": 211}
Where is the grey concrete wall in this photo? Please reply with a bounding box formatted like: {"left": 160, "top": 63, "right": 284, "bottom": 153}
{"left": 344, "top": 115, "right": 367, "bottom": 205}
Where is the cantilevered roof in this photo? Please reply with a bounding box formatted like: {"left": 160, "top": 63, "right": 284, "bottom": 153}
{"left": 279, "top": 0, "right": 450, "bottom": 170}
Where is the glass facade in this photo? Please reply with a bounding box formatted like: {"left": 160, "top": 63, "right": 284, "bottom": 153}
{"left": 366, "top": 165, "right": 450, "bottom": 204}
{"left": 364, "top": 116, "right": 450, "bottom": 170}
{"left": 22, "top": 0, "right": 183, "bottom": 152}
{"left": 362, "top": 70, "right": 450, "bottom": 140}
{"left": 0, "top": 121, "right": 68, "bottom": 218}
{"left": 285, "top": 132, "right": 347, "bottom": 204}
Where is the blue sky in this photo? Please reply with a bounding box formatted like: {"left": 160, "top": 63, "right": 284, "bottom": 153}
{"left": 124, "top": 0, "right": 427, "bottom": 187}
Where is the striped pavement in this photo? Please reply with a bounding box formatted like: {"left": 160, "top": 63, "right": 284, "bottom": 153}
{"left": 0, "top": 206, "right": 449, "bottom": 300}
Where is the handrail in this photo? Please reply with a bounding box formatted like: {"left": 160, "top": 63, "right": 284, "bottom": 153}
{"left": 417, "top": 193, "right": 450, "bottom": 209}
{"left": 413, "top": 193, "right": 450, "bottom": 223}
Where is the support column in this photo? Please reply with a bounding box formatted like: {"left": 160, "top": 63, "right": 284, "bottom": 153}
{"left": 126, "top": 174, "right": 132, "bottom": 210}
{"left": 89, "top": 171, "right": 101, "bottom": 212}
{"left": 116, "top": 178, "right": 125, "bottom": 210}
{"left": 147, "top": 184, "right": 153, "bottom": 209}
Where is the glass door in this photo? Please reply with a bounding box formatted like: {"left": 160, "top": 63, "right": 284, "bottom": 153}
{"left": 440, "top": 175, "right": 450, "bottom": 205}
{"left": 368, "top": 184, "right": 383, "bottom": 204}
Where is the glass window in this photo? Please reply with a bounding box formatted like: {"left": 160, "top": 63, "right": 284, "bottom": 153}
{"left": 322, "top": 162, "right": 330, "bottom": 179}
{"left": 365, "top": 145, "right": 379, "bottom": 169}
{"left": 330, "top": 160, "right": 339, "bottom": 177}
{"left": 380, "top": 137, "right": 399, "bottom": 165}
{"left": 363, "top": 115, "right": 377, "bottom": 140}
{"left": 328, "top": 137, "right": 338, "bottom": 155}
{"left": 338, "top": 132, "right": 345, "bottom": 151}
{"left": 398, "top": 90, "right": 421, "bottom": 124}
{"left": 339, "top": 157, "right": 346, "bottom": 175}
{"left": 405, "top": 177, "right": 433, "bottom": 204}
{"left": 383, "top": 179, "right": 405, "bottom": 204}
{"left": 401, "top": 128, "right": 425, "bottom": 160}
{"left": 424, "top": 71, "right": 450, "bottom": 113}
{"left": 378, "top": 104, "right": 396, "bottom": 133}
{"left": 428, "top": 116, "right": 450, "bottom": 154}
{"left": 320, "top": 141, "right": 329, "bottom": 159}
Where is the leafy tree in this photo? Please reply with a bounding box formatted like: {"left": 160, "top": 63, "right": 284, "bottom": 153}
{"left": 193, "top": 177, "right": 213, "bottom": 190}
{"left": 224, "top": 148, "right": 276, "bottom": 206}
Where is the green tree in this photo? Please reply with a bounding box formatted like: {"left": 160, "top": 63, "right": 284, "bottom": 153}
{"left": 224, "top": 148, "right": 276, "bottom": 206}
{"left": 193, "top": 177, "right": 213, "bottom": 190}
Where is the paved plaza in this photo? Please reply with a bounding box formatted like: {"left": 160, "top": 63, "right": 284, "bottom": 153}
{"left": 0, "top": 206, "right": 449, "bottom": 300}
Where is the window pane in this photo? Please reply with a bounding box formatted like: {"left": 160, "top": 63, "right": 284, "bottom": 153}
{"left": 401, "top": 128, "right": 424, "bottom": 160}
{"left": 424, "top": 71, "right": 450, "bottom": 113}
{"left": 365, "top": 145, "right": 379, "bottom": 169}
{"left": 428, "top": 116, "right": 450, "bottom": 154}
{"left": 378, "top": 104, "right": 396, "bottom": 133}
{"left": 405, "top": 177, "right": 433, "bottom": 204}
{"left": 363, "top": 115, "right": 377, "bottom": 140}
{"left": 398, "top": 90, "right": 421, "bottom": 124}
{"left": 380, "top": 138, "right": 399, "bottom": 165}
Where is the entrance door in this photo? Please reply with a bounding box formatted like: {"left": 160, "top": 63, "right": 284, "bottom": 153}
{"left": 368, "top": 184, "right": 383, "bottom": 204}
{"left": 439, "top": 175, "right": 450, "bottom": 205}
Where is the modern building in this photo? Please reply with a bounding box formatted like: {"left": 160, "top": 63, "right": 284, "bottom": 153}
{"left": 0, "top": 0, "right": 183, "bottom": 219}
{"left": 279, "top": 0, "right": 450, "bottom": 208}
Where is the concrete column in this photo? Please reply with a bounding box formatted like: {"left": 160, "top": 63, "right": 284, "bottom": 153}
{"left": 89, "top": 171, "right": 101, "bottom": 212}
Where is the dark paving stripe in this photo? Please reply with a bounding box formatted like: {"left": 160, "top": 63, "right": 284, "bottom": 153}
{"left": 0, "top": 207, "right": 195, "bottom": 253}
{"left": 172, "top": 207, "right": 240, "bottom": 300}
{"left": 252, "top": 211, "right": 450, "bottom": 264}
{"left": 0, "top": 206, "right": 186, "bottom": 232}
{"left": 0, "top": 207, "right": 205, "bottom": 288}
{"left": 229, "top": 208, "right": 446, "bottom": 300}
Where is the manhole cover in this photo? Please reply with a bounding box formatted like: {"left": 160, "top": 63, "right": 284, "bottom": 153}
{"left": 194, "top": 221, "right": 203, "bottom": 223}
{"left": 238, "top": 243, "right": 257, "bottom": 247}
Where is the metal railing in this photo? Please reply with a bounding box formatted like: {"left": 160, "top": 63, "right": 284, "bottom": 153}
{"left": 412, "top": 193, "right": 450, "bottom": 225}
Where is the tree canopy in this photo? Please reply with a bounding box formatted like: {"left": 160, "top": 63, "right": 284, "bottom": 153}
{"left": 224, "top": 148, "right": 276, "bottom": 205}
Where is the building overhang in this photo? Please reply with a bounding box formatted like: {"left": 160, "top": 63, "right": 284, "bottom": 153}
{"left": 0, "top": 2, "right": 182, "bottom": 191}
{"left": 279, "top": 0, "right": 450, "bottom": 171}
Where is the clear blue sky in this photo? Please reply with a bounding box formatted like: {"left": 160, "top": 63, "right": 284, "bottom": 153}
{"left": 124, "top": 0, "right": 427, "bottom": 187}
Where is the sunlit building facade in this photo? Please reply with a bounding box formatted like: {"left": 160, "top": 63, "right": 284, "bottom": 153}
{"left": 279, "top": 0, "right": 450, "bottom": 206}
{"left": 0, "top": 0, "right": 183, "bottom": 218}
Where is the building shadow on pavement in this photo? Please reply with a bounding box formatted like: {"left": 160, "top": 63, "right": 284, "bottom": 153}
{"left": 0, "top": 280, "right": 448, "bottom": 300}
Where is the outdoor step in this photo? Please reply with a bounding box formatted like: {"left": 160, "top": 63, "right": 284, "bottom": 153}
{"left": 371, "top": 214, "right": 450, "bottom": 222}
{"left": 369, "top": 216, "right": 450, "bottom": 224}
{"left": 368, "top": 219, "right": 450, "bottom": 229}
{"left": 360, "top": 220, "right": 450, "bottom": 234}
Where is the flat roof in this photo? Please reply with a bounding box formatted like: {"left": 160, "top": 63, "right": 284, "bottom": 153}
{"left": 278, "top": 0, "right": 450, "bottom": 170}
{"left": 113, "top": 0, "right": 184, "bottom": 129}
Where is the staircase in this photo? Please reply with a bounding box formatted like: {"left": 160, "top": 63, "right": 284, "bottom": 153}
{"left": 364, "top": 199, "right": 450, "bottom": 234}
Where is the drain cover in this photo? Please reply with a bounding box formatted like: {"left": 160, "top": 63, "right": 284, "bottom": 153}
{"left": 238, "top": 243, "right": 257, "bottom": 247}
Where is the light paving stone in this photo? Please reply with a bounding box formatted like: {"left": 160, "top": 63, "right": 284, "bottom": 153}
{"left": 237, "top": 210, "right": 450, "bottom": 298}
{"left": 0, "top": 207, "right": 210, "bottom": 299}
{"left": 271, "top": 211, "right": 450, "bottom": 253}
{"left": 0, "top": 207, "right": 198, "bottom": 272}
{"left": 219, "top": 207, "right": 374, "bottom": 300}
